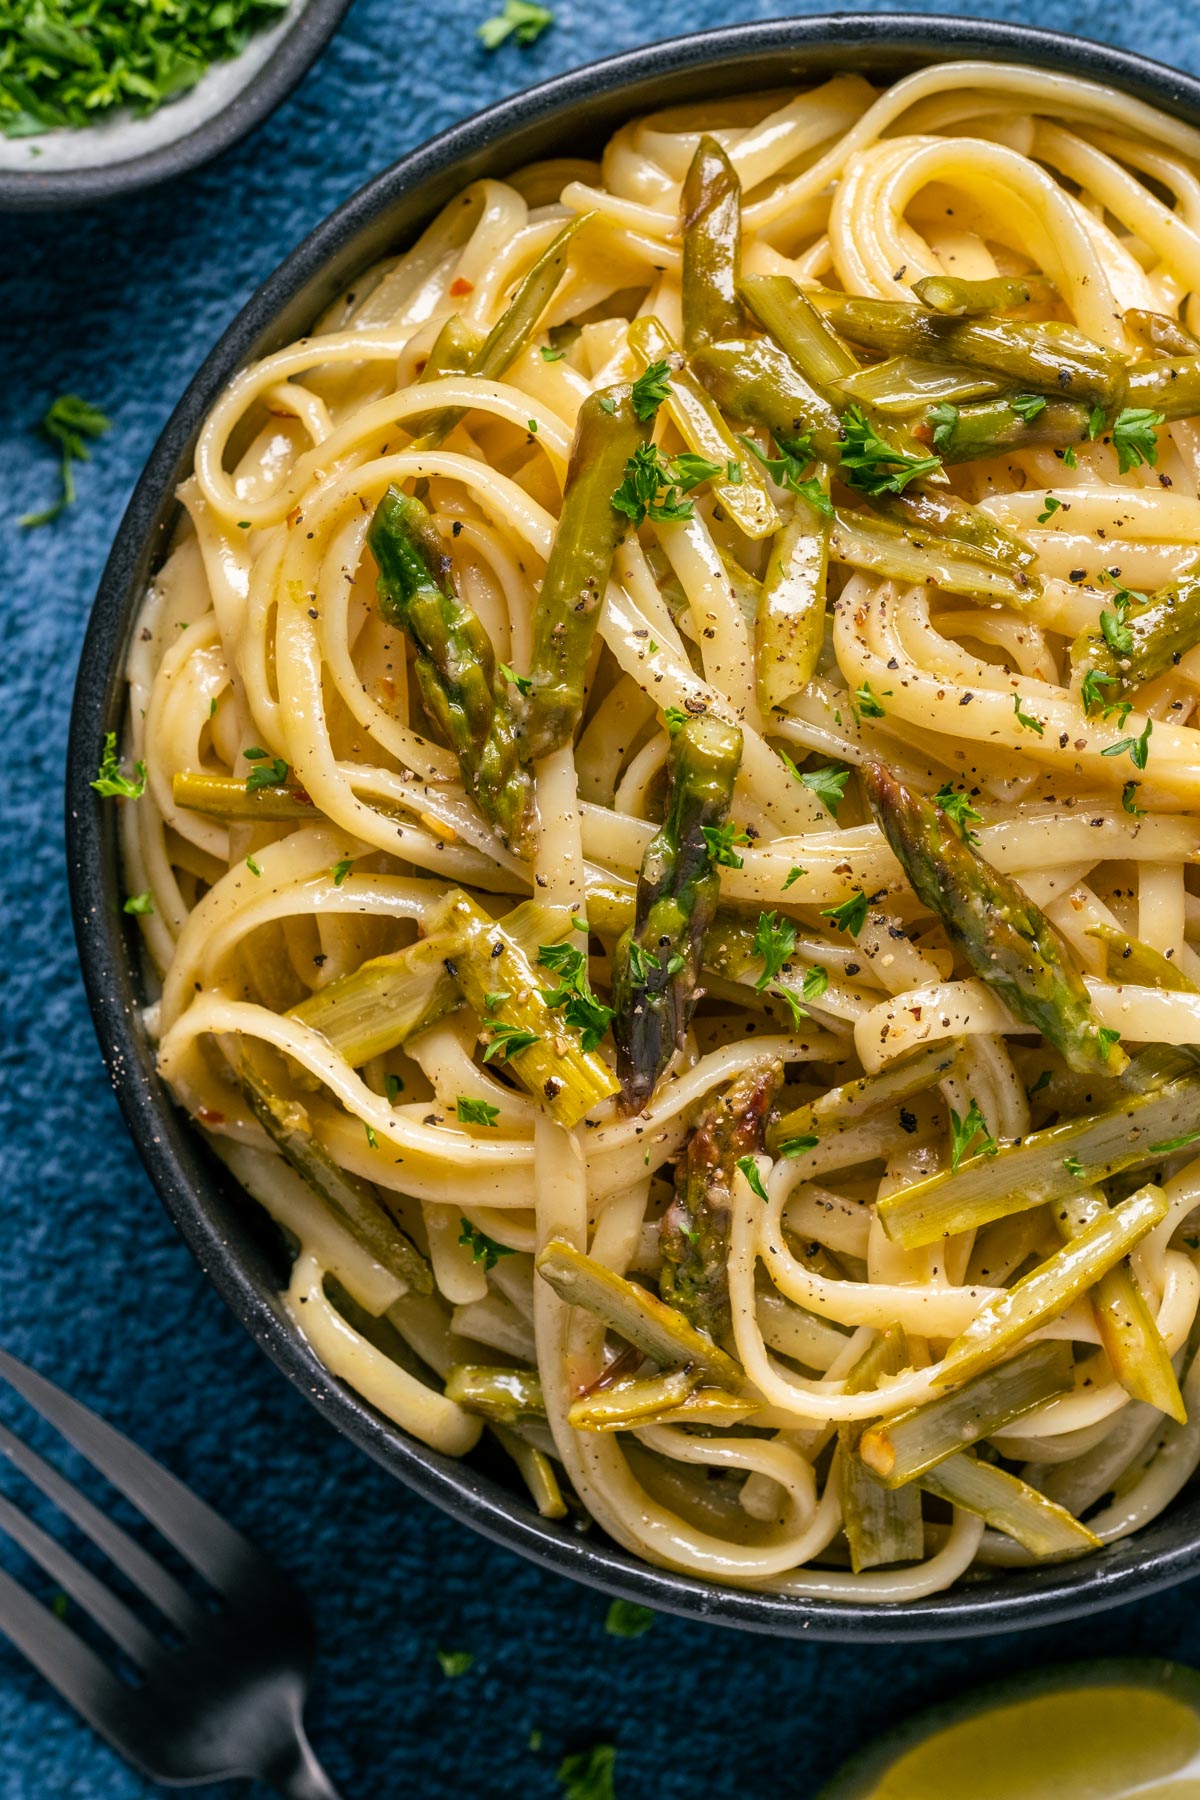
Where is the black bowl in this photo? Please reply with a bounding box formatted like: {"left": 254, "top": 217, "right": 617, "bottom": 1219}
{"left": 66, "top": 13, "right": 1200, "bottom": 1641}
{"left": 0, "top": 0, "right": 352, "bottom": 212}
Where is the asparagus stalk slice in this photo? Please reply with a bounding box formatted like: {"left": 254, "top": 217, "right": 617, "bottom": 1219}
{"left": 521, "top": 384, "right": 650, "bottom": 762}
{"left": 1126, "top": 357, "right": 1200, "bottom": 419}
{"left": 917, "top": 1452, "right": 1100, "bottom": 1557}
{"left": 1085, "top": 925, "right": 1200, "bottom": 995}
{"left": 878, "top": 1069, "right": 1200, "bottom": 1248}
{"left": 827, "top": 298, "right": 1125, "bottom": 410}
{"left": 289, "top": 899, "right": 568, "bottom": 1065}
{"left": 535, "top": 1238, "right": 749, "bottom": 1392}
{"left": 1055, "top": 1191, "right": 1185, "bottom": 1423}
{"left": 942, "top": 1184, "right": 1169, "bottom": 1383}
{"left": 912, "top": 273, "right": 1052, "bottom": 317}
{"left": 660, "top": 1057, "right": 783, "bottom": 1338}
{"left": 568, "top": 1367, "right": 697, "bottom": 1429}
{"left": 1077, "top": 563, "right": 1200, "bottom": 702}
{"left": 690, "top": 337, "right": 845, "bottom": 463}
{"left": 611, "top": 713, "right": 743, "bottom": 1113}
{"left": 435, "top": 889, "right": 619, "bottom": 1127}
{"left": 489, "top": 1421, "right": 567, "bottom": 1517}
{"left": 410, "top": 214, "right": 589, "bottom": 450}
{"left": 829, "top": 508, "right": 1037, "bottom": 607}
{"left": 369, "top": 486, "right": 534, "bottom": 856}
{"left": 627, "top": 315, "right": 780, "bottom": 539}
{"left": 444, "top": 1364, "right": 546, "bottom": 1422}
{"left": 421, "top": 312, "right": 485, "bottom": 379}
{"left": 681, "top": 135, "right": 744, "bottom": 352}
{"left": 172, "top": 771, "right": 318, "bottom": 820}
{"left": 236, "top": 1051, "right": 432, "bottom": 1295}
{"left": 836, "top": 355, "right": 1007, "bottom": 412}
{"left": 864, "top": 762, "right": 1127, "bottom": 1080}
{"left": 766, "top": 1038, "right": 966, "bottom": 1158}
{"left": 838, "top": 1326, "right": 925, "bottom": 1573}
{"left": 873, "top": 488, "right": 1037, "bottom": 571}
{"left": 858, "top": 1340, "right": 1075, "bottom": 1485}
{"left": 922, "top": 395, "right": 1092, "bottom": 463}
{"left": 756, "top": 474, "right": 830, "bottom": 710}
{"left": 1124, "top": 309, "right": 1200, "bottom": 359}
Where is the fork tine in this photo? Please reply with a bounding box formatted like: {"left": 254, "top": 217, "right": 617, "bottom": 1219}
{"left": 0, "top": 1491, "right": 160, "bottom": 1668}
{"left": 0, "top": 1564, "right": 132, "bottom": 1748}
{"left": 0, "top": 1350, "right": 257, "bottom": 1596}
{"left": 0, "top": 1421, "right": 197, "bottom": 1634}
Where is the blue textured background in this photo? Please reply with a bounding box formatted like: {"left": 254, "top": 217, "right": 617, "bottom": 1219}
{"left": 5, "top": 3, "right": 1200, "bottom": 1795}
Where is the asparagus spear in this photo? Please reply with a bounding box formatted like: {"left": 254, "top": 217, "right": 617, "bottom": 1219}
{"left": 659, "top": 1057, "right": 783, "bottom": 1338}
{"left": 1124, "top": 309, "right": 1200, "bottom": 358}
{"left": 568, "top": 1371, "right": 755, "bottom": 1430}
{"left": 864, "top": 761, "right": 1127, "bottom": 1079}
{"left": 173, "top": 771, "right": 318, "bottom": 820}
{"left": 289, "top": 898, "right": 568, "bottom": 1065}
{"left": 838, "top": 1326, "right": 924, "bottom": 1572}
{"left": 1077, "top": 563, "right": 1200, "bottom": 702}
{"left": 912, "top": 273, "right": 1052, "bottom": 317}
{"left": 627, "top": 314, "right": 780, "bottom": 539}
{"left": 1084, "top": 924, "right": 1200, "bottom": 995}
{"left": 827, "top": 298, "right": 1125, "bottom": 410}
{"left": 858, "top": 1340, "right": 1075, "bottom": 1484}
{"left": 410, "top": 214, "right": 588, "bottom": 451}
{"left": 534, "top": 1237, "right": 748, "bottom": 1391}
{"left": 369, "top": 486, "right": 534, "bottom": 855}
{"left": 918, "top": 1453, "right": 1099, "bottom": 1557}
{"left": 766, "top": 1038, "right": 966, "bottom": 1158}
{"left": 443, "top": 1365, "right": 545, "bottom": 1422}
{"left": 837, "top": 355, "right": 1007, "bottom": 413}
{"left": 690, "top": 337, "right": 844, "bottom": 463}
{"left": 756, "top": 476, "right": 830, "bottom": 710}
{"left": 611, "top": 713, "right": 744, "bottom": 1113}
{"left": 681, "top": 135, "right": 744, "bottom": 352}
{"left": 942, "top": 1184, "right": 1169, "bottom": 1382}
{"left": 435, "top": 889, "right": 619, "bottom": 1127}
{"left": 829, "top": 507, "right": 1037, "bottom": 607}
{"left": 520, "top": 384, "right": 649, "bottom": 762}
{"left": 1126, "top": 357, "right": 1200, "bottom": 420}
{"left": 873, "top": 488, "right": 1037, "bottom": 571}
{"left": 878, "top": 1066, "right": 1200, "bottom": 1248}
{"left": 236, "top": 1050, "right": 432, "bottom": 1294}
{"left": 921, "top": 394, "right": 1092, "bottom": 463}
{"left": 1055, "top": 1190, "right": 1185, "bottom": 1422}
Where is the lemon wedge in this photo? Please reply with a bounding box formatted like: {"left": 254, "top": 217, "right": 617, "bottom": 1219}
{"left": 818, "top": 1660, "right": 1200, "bottom": 1800}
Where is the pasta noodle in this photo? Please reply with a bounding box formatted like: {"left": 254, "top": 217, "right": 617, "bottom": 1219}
{"left": 111, "top": 59, "right": 1200, "bottom": 1602}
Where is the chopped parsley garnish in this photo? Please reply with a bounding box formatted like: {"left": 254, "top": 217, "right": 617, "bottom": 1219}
{"left": 477, "top": 0, "right": 553, "bottom": 47}
{"left": 1088, "top": 405, "right": 1107, "bottom": 440}
{"left": 1010, "top": 393, "right": 1048, "bottom": 423}
{"left": 1012, "top": 693, "right": 1044, "bottom": 735}
{"left": 671, "top": 451, "right": 724, "bottom": 491}
{"left": 626, "top": 941, "right": 658, "bottom": 984}
{"left": 782, "top": 865, "right": 806, "bottom": 890}
{"left": 752, "top": 911, "right": 796, "bottom": 989}
{"left": 123, "top": 892, "right": 154, "bottom": 915}
{"left": 364, "top": 1122, "right": 378, "bottom": 1149}
{"left": 611, "top": 442, "right": 694, "bottom": 527}
{"left": 245, "top": 855, "right": 262, "bottom": 877}
{"left": 821, "top": 888, "right": 869, "bottom": 937}
{"left": 735, "top": 1154, "right": 770, "bottom": 1202}
{"left": 802, "top": 965, "right": 829, "bottom": 1002}
{"left": 244, "top": 746, "right": 290, "bottom": 791}
{"left": 456, "top": 1097, "right": 500, "bottom": 1127}
{"left": 1079, "top": 667, "right": 1117, "bottom": 714}
{"left": 598, "top": 396, "right": 616, "bottom": 415}
{"left": 838, "top": 405, "right": 942, "bottom": 495}
{"left": 557, "top": 1744, "right": 617, "bottom": 1800}
{"left": 928, "top": 402, "right": 958, "bottom": 451}
{"left": 793, "top": 761, "right": 850, "bottom": 817}
{"left": 934, "top": 782, "right": 982, "bottom": 845}
{"left": 1100, "top": 608, "right": 1134, "bottom": 656}
{"left": 738, "top": 432, "right": 832, "bottom": 514}
{"left": 458, "top": 1217, "right": 515, "bottom": 1270}
{"left": 772, "top": 987, "right": 809, "bottom": 1030}
{"left": 701, "top": 821, "right": 749, "bottom": 868}
{"left": 1037, "top": 495, "right": 1062, "bottom": 524}
{"left": 20, "top": 393, "right": 111, "bottom": 527}
{"left": 500, "top": 663, "right": 533, "bottom": 695}
{"left": 1, "top": 4, "right": 292, "bottom": 138}
{"left": 1063, "top": 445, "right": 1078, "bottom": 469}
{"left": 1122, "top": 780, "right": 1145, "bottom": 817}
{"left": 853, "top": 680, "right": 888, "bottom": 719}
{"left": 950, "top": 1099, "right": 997, "bottom": 1172}
{"left": 604, "top": 1599, "right": 655, "bottom": 1638}
{"left": 726, "top": 459, "right": 743, "bottom": 484}
{"left": 538, "top": 942, "right": 614, "bottom": 1051}
{"left": 1149, "top": 1128, "right": 1200, "bottom": 1155}
{"left": 384, "top": 1074, "right": 404, "bottom": 1102}
{"left": 1112, "top": 407, "right": 1164, "bottom": 474}
{"left": 1063, "top": 1155, "right": 1086, "bottom": 1179}
{"left": 1027, "top": 1068, "right": 1053, "bottom": 1100}
{"left": 482, "top": 1021, "right": 541, "bottom": 1062}
{"left": 331, "top": 858, "right": 353, "bottom": 886}
{"left": 779, "top": 1133, "right": 819, "bottom": 1158}
{"left": 1097, "top": 1027, "right": 1123, "bottom": 1059}
{"left": 663, "top": 706, "right": 689, "bottom": 736}
{"left": 540, "top": 345, "right": 565, "bottom": 362}
{"left": 435, "top": 1648, "right": 474, "bottom": 1677}
{"left": 630, "top": 359, "right": 673, "bottom": 421}
{"left": 1101, "top": 716, "right": 1152, "bottom": 771}
{"left": 91, "top": 731, "right": 146, "bottom": 800}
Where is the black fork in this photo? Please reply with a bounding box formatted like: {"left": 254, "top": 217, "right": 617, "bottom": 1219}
{"left": 0, "top": 1348, "right": 344, "bottom": 1796}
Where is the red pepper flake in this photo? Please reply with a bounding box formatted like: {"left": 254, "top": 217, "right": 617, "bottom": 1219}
{"left": 196, "top": 1107, "right": 225, "bottom": 1126}
{"left": 449, "top": 278, "right": 474, "bottom": 297}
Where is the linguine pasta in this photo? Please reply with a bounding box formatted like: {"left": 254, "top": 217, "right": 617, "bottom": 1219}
{"left": 113, "top": 60, "right": 1200, "bottom": 1600}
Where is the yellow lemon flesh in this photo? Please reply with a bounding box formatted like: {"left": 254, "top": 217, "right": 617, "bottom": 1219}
{"left": 821, "top": 1663, "right": 1200, "bottom": 1800}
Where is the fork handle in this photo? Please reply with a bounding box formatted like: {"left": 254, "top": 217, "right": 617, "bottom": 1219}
{"left": 268, "top": 1724, "right": 345, "bottom": 1800}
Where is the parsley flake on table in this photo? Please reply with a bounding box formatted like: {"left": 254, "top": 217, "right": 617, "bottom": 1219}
{"left": 435, "top": 1648, "right": 474, "bottom": 1678}
{"left": 604, "top": 1599, "right": 655, "bottom": 1638}
{"left": 20, "top": 393, "right": 110, "bottom": 527}
{"left": 477, "top": 0, "right": 553, "bottom": 47}
{"left": 557, "top": 1744, "right": 617, "bottom": 1800}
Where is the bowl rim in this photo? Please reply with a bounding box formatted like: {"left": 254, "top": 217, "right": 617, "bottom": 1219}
{"left": 0, "top": 0, "right": 353, "bottom": 213}
{"left": 66, "top": 11, "right": 1200, "bottom": 1642}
